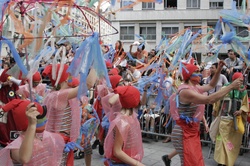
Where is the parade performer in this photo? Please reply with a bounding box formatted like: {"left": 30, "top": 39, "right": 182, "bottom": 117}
{"left": 213, "top": 72, "right": 249, "bottom": 166}
{"left": 0, "top": 69, "right": 20, "bottom": 104}
{"left": 42, "top": 64, "right": 94, "bottom": 166}
{"left": 0, "top": 99, "right": 65, "bottom": 166}
{"left": 0, "top": 69, "right": 20, "bottom": 146}
{"left": 92, "top": 75, "right": 123, "bottom": 155}
{"left": 76, "top": 103, "right": 100, "bottom": 166}
{"left": 163, "top": 61, "right": 242, "bottom": 166}
{"left": 102, "top": 86, "right": 144, "bottom": 166}
{"left": 16, "top": 72, "right": 47, "bottom": 103}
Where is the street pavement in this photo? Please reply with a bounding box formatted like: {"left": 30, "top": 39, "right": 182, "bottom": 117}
{"left": 74, "top": 138, "right": 250, "bottom": 166}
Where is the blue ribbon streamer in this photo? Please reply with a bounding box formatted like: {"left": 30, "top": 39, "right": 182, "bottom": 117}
{"left": 179, "top": 114, "right": 198, "bottom": 124}
{"left": 1, "top": 37, "right": 28, "bottom": 76}
{"left": 64, "top": 142, "right": 83, "bottom": 153}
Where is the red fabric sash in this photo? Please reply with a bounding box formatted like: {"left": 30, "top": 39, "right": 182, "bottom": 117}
{"left": 176, "top": 120, "right": 204, "bottom": 166}
{"left": 94, "top": 99, "right": 105, "bottom": 141}
{"left": 60, "top": 134, "right": 74, "bottom": 166}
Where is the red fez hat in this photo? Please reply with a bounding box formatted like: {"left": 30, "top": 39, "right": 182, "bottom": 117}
{"left": 232, "top": 72, "right": 243, "bottom": 81}
{"left": 68, "top": 77, "right": 79, "bottom": 87}
{"left": 105, "top": 61, "right": 112, "bottom": 69}
{"left": 109, "top": 75, "right": 122, "bottom": 89}
{"left": 32, "top": 72, "right": 41, "bottom": 82}
{"left": 114, "top": 86, "right": 140, "bottom": 109}
{"left": 182, "top": 64, "right": 198, "bottom": 81}
{"left": 108, "top": 68, "right": 119, "bottom": 76}
{"left": 2, "top": 99, "right": 45, "bottom": 131}
{"left": 42, "top": 64, "right": 69, "bottom": 86}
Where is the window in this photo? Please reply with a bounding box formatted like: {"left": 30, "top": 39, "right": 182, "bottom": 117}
{"left": 187, "top": 0, "right": 200, "bottom": 9}
{"left": 162, "top": 26, "right": 179, "bottom": 38}
{"left": 142, "top": 2, "right": 155, "bottom": 10}
{"left": 120, "top": 0, "right": 133, "bottom": 11}
{"left": 184, "top": 24, "right": 201, "bottom": 33}
{"left": 235, "top": 26, "right": 249, "bottom": 37}
{"left": 140, "top": 24, "right": 156, "bottom": 40}
{"left": 234, "top": 0, "right": 243, "bottom": 9}
{"left": 164, "top": 0, "right": 177, "bottom": 9}
{"left": 209, "top": 0, "right": 223, "bottom": 9}
{"left": 207, "top": 22, "right": 217, "bottom": 30}
{"left": 120, "top": 26, "right": 135, "bottom": 40}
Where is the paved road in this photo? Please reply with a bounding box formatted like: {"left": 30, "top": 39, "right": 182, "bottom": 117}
{"left": 75, "top": 138, "right": 250, "bottom": 166}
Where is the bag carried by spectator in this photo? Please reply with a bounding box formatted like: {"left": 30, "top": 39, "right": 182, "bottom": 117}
{"left": 209, "top": 113, "right": 221, "bottom": 142}
{"left": 209, "top": 101, "right": 223, "bottom": 142}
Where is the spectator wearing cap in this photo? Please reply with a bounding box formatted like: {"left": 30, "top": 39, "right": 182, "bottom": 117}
{"left": 223, "top": 49, "right": 243, "bottom": 81}
{"left": 0, "top": 99, "right": 65, "bottom": 165}
{"left": 102, "top": 86, "right": 144, "bottom": 166}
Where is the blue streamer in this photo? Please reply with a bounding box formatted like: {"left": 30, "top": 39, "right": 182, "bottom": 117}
{"left": 123, "top": 1, "right": 133, "bottom": 6}
{"left": 179, "top": 114, "right": 198, "bottom": 124}
{"left": 67, "top": 33, "right": 95, "bottom": 98}
{"left": 165, "top": 117, "right": 172, "bottom": 129}
{"left": 101, "top": 115, "right": 110, "bottom": 131}
{"left": 126, "top": 52, "right": 136, "bottom": 61}
{"left": 92, "top": 35, "right": 111, "bottom": 88}
{"left": 214, "top": 19, "right": 222, "bottom": 39}
{"left": 0, "top": 0, "right": 9, "bottom": 21}
{"left": 186, "top": 29, "right": 202, "bottom": 46}
{"left": 111, "top": 0, "right": 116, "bottom": 6}
{"left": 1, "top": 37, "right": 28, "bottom": 76}
{"left": 64, "top": 142, "right": 83, "bottom": 153}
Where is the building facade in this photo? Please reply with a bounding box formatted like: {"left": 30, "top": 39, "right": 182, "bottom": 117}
{"left": 110, "top": 0, "right": 249, "bottom": 61}
{"left": 1, "top": 3, "right": 113, "bottom": 57}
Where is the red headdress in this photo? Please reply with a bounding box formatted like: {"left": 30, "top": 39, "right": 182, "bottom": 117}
{"left": 32, "top": 72, "right": 42, "bottom": 82}
{"left": 114, "top": 86, "right": 140, "bottom": 109}
{"left": 2, "top": 99, "right": 46, "bottom": 132}
{"left": 182, "top": 64, "right": 198, "bottom": 81}
{"left": 42, "top": 64, "right": 69, "bottom": 86}
{"left": 109, "top": 75, "right": 122, "bottom": 89}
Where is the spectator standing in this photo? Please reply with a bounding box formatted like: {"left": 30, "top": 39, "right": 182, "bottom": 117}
{"left": 223, "top": 49, "right": 243, "bottom": 81}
